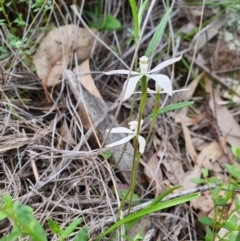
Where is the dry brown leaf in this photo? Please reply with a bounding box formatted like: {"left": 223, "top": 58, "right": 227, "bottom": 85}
{"left": 210, "top": 94, "right": 240, "bottom": 146}
{"left": 153, "top": 127, "right": 185, "bottom": 186}
{"left": 205, "top": 77, "right": 240, "bottom": 147}
{"left": 181, "top": 121, "right": 197, "bottom": 163}
{"left": 191, "top": 190, "right": 214, "bottom": 215}
{"left": 66, "top": 70, "right": 134, "bottom": 183}
{"left": 127, "top": 217, "right": 152, "bottom": 239}
{"left": 58, "top": 119, "right": 76, "bottom": 145}
{"left": 181, "top": 165, "right": 202, "bottom": 190}
{"left": 159, "top": 147, "right": 185, "bottom": 185}
{"left": 142, "top": 153, "right": 164, "bottom": 196}
{"left": 192, "top": 137, "right": 209, "bottom": 151}
{"left": 73, "top": 59, "right": 101, "bottom": 98}
{"left": 174, "top": 107, "right": 203, "bottom": 126}
{"left": 196, "top": 136, "right": 227, "bottom": 172}
{"left": 33, "top": 25, "right": 96, "bottom": 87}
{"left": 181, "top": 72, "right": 203, "bottom": 101}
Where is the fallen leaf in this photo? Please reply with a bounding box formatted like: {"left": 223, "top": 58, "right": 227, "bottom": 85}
{"left": 181, "top": 165, "right": 202, "bottom": 190}
{"left": 210, "top": 93, "right": 240, "bottom": 146}
{"left": 205, "top": 77, "right": 240, "bottom": 147}
{"left": 73, "top": 59, "right": 101, "bottom": 98}
{"left": 152, "top": 126, "right": 185, "bottom": 186}
{"left": 191, "top": 190, "right": 214, "bottom": 215}
{"left": 181, "top": 72, "right": 203, "bottom": 101}
{"left": 142, "top": 153, "right": 164, "bottom": 196}
{"left": 127, "top": 217, "right": 152, "bottom": 239}
{"left": 65, "top": 69, "right": 134, "bottom": 183}
{"left": 174, "top": 107, "right": 203, "bottom": 126}
{"left": 33, "top": 25, "right": 96, "bottom": 87}
{"left": 181, "top": 120, "right": 197, "bottom": 163}
{"left": 58, "top": 119, "right": 76, "bottom": 145}
{"left": 196, "top": 136, "right": 227, "bottom": 172}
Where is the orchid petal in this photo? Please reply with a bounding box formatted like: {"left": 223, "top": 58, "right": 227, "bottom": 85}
{"left": 148, "top": 55, "right": 182, "bottom": 74}
{"left": 128, "top": 120, "right": 143, "bottom": 129}
{"left": 147, "top": 74, "right": 172, "bottom": 96}
{"left": 105, "top": 134, "right": 134, "bottom": 148}
{"left": 103, "top": 70, "right": 140, "bottom": 75}
{"left": 106, "top": 127, "right": 133, "bottom": 134}
{"left": 122, "top": 75, "right": 143, "bottom": 101}
{"left": 137, "top": 135, "right": 146, "bottom": 154}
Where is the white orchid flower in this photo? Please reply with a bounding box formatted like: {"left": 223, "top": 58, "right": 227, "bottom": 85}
{"left": 105, "top": 120, "right": 146, "bottom": 154}
{"left": 103, "top": 55, "right": 182, "bottom": 101}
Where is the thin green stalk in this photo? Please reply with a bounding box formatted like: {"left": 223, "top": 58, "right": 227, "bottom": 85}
{"left": 116, "top": 76, "right": 147, "bottom": 218}
{"left": 127, "top": 75, "right": 147, "bottom": 213}
{"left": 146, "top": 92, "right": 160, "bottom": 142}
{"left": 0, "top": 2, "right": 11, "bottom": 28}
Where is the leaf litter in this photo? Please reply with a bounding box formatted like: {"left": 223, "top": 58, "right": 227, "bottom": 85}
{"left": 1, "top": 1, "right": 240, "bottom": 241}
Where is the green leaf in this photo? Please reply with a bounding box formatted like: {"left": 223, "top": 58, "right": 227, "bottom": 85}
{"left": 145, "top": 101, "right": 194, "bottom": 120}
{"left": 222, "top": 219, "right": 236, "bottom": 232}
{"left": 95, "top": 192, "right": 198, "bottom": 241}
{"left": 0, "top": 211, "right": 7, "bottom": 220}
{"left": 0, "top": 46, "right": 9, "bottom": 59}
{"left": 236, "top": 231, "right": 240, "bottom": 241}
{"left": 211, "top": 186, "right": 221, "bottom": 200}
{"left": 47, "top": 219, "right": 61, "bottom": 235}
{"left": 198, "top": 216, "right": 214, "bottom": 226}
{"left": 3, "top": 195, "right": 13, "bottom": 210}
{"left": 0, "top": 224, "right": 21, "bottom": 241}
{"left": 73, "top": 226, "right": 88, "bottom": 241}
{"left": 148, "top": 185, "right": 182, "bottom": 207}
{"left": 205, "top": 226, "right": 214, "bottom": 240}
{"left": 60, "top": 218, "right": 82, "bottom": 240}
{"left": 145, "top": 7, "right": 172, "bottom": 57}
{"left": 202, "top": 167, "right": 208, "bottom": 178}
{"left": 224, "top": 164, "right": 240, "bottom": 179}
{"left": 229, "top": 215, "right": 238, "bottom": 229}
{"left": 229, "top": 233, "right": 237, "bottom": 241}
{"left": 100, "top": 151, "right": 113, "bottom": 159}
{"left": 213, "top": 197, "right": 227, "bottom": 206}
{"left": 231, "top": 145, "right": 240, "bottom": 158}
{"left": 190, "top": 178, "right": 205, "bottom": 184}
{"left": 128, "top": 0, "right": 139, "bottom": 40}
{"left": 208, "top": 177, "right": 220, "bottom": 183}
{"left": 234, "top": 195, "right": 240, "bottom": 208}
{"left": 138, "top": 0, "right": 149, "bottom": 27}
{"left": 13, "top": 202, "right": 47, "bottom": 241}
{"left": 90, "top": 14, "right": 121, "bottom": 31}
{"left": 118, "top": 189, "right": 141, "bottom": 205}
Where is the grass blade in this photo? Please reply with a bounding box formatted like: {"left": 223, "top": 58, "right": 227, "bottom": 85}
{"left": 145, "top": 101, "right": 194, "bottom": 120}
{"left": 128, "top": 0, "right": 139, "bottom": 40}
{"left": 145, "top": 7, "right": 172, "bottom": 57}
{"left": 94, "top": 193, "right": 198, "bottom": 241}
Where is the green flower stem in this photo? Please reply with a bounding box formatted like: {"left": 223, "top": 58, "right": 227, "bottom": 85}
{"left": 146, "top": 92, "right": 160, "bottom": 142}
{"left": 116, "top": 76, "right": 147, "bottom": 218}
{"left": 128, "top": 75, "right": 147, "bottom": 213}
